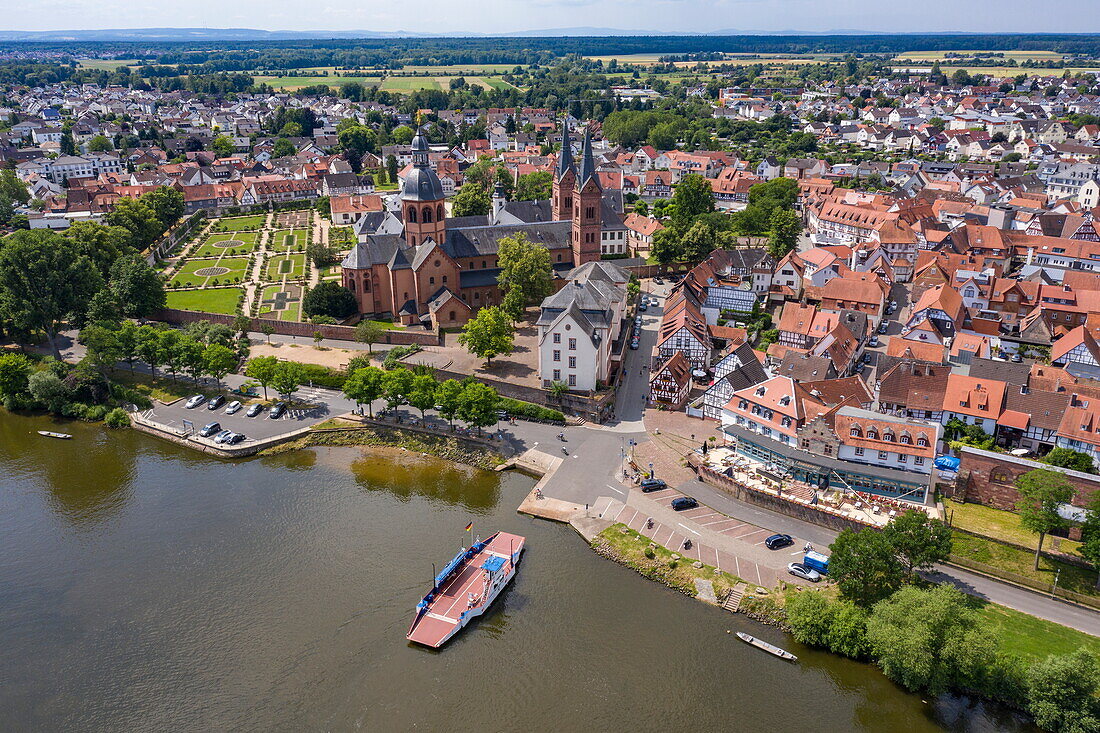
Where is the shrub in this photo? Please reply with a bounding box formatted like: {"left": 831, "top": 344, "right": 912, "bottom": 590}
{"left": 104, "top": 408, "right": 130, "bottom": 428}
{"left": 497, "top": 397, "right": 565, "bottom": 423}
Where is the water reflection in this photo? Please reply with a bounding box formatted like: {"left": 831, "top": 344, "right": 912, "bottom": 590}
{"left": 348, "top": 449, "right": 501, "bottom": 511}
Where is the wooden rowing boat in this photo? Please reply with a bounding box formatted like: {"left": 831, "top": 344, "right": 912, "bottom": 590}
{"left": 37, "top": 430, "right": 72, "bottom": 440}
{"left": 736, "top": 631, "right": 797, "bottom": 661}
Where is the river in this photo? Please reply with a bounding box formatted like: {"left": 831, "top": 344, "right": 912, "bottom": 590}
{"left": 0, "top": 411, "right": 1034, "bottom": 731}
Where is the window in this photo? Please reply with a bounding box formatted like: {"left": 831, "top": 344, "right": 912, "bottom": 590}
{"left": 442, "top": 276, "right": 448, "bottom": 284}
{"left": 917, "top": 437, "right": 928, "bottom": 447}
{"left": 429, "top": 276, "right": 435, "bottom": 285}
{"left": 883, "top": 431, "right": 895, "bottom": 442}
{"left": 850, "top": 426, "right": 862, "bottom": 437}
{"left": 474, "top": 292, "right": 480, "bottom": 300}
{"left": 423, "top": 207, "right": 433, "bottom": 223}
{"left": 553, "top": 369, "right": 561, "bottom": 381}
{"left": 568, "top": 356, "right": 576, "bottom": 369}
{"left": 855, "top": 446, "right": 865, "bottom": 456}
{"left": 878, "top": 451, "right": 888, "bottom": 460}
{"left": 801, "top": 439, "right": 810, "bottom": 449}
{"left": 738, "top": 400, "right": 748, "bottom": 410}
{"left": 898, "top": 454, "right": 908, "bottom": 463}
{"left": 568, "top": 338, "right": 577, "bottom": 350}
{"left": 900, "top": 434, "right": 912, "bottom": 444}
{"left": 553, "top": 350, "right": 561, "bottom": 362}
{"left": 448, "top": 310, "right": 456, "bottom": 321}
{"left": 568, "top": 374, "right": 576, "bottom": 386}
{"left": 553, "top": 333, "right": 561, "bottom": 344}
{"left": 867, "top": 429, "right": 879, "bottom": 440}
{"left": 482, "top": 260, "right": 487, "bottom": 269}
{"left": 407, "top": 207, "right": 417, "bottom": 223}
{"left": 915, "top": 456, "right": 925, "bottom": 466}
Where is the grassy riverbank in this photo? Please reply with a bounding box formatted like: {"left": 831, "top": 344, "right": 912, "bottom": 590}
{"left": 261, "top": 421, "right": 506, "bottom": 470}
{"left": 592, "top": 523, "right": 744, "bottom": 600}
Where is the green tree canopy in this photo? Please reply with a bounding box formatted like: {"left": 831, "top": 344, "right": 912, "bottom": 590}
{"left": 1016, "top": 468, "right": 1076, "bottom": 570}
{"left": 303, "top": 281, "right": 358, "bottom": 320}
{"left": 381, "top": 366, "right": 415, "bottom": 411}
{"left": 244, "top": 355, "right": 278, "bottom": 399}
{"left": 343, "top": 365, "right": 385, "bottom": 417}
{"left": 458, "top": 305, "right": 514, "bottom": 365}
{"left": 105, "top": 196, "right": 162, "bottom": 250}
{"left": 458, "top": 380, "right": 499, "bottom": 434}
{"left": 407, "top": 373, "right": 438, "bottom": 417}
{"left": 670, "top": 173, "right": 715, "bottom": 231}
{"left": 270, "top": 360, "right": 305, "bottom": 400}
{"left": 109, "top": 253, "right": 166, "bottom": 318}
{"left": 1042, "top": 447, "right": 1098, "bottom": 474}
{"left": 1026, "top": 648, "right": 1100, "bottom": 733}
{"left": 434, "top": 378, "right": 465, "bottom": 427}
{"left": 452, "top": 181, "right": 491, "bottom": 217}
{"left": 496, "top": 232, "right": 554, "bottom": 319}
{"left": 767, "top": 208, "right": 802, "bottom": 259}
{"left": 354, "top": 320, "right": 386, "bottom": 353}
{"left": 203, "top": 344, "right": 237, "bottom": 387}
{"left": 0, "top": 352, "right": 32, "bottom": 397}
{"left": 827, "top": 527, "right": 905, "bottom": 607}
{"left": 64, "top": 221, "right": 132, "bottom": 277}
{"left": 515, "top": 171, "right": 553, "bottom": 201}
{"left": 882, "top": 509, "right": 953, "bottom": 580}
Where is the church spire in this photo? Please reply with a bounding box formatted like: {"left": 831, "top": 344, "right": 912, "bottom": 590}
{"left": 556, "top": 118, "right": 575, "bottom": 181}
{"left": 577, "top": 127, "right": 599, "bottom": 190}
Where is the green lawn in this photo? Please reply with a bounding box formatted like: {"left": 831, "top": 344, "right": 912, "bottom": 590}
{"left": 381, "top": 76, "right": 443, "bottom": 92}
{"left": 166, "top": 287, "right": 243, "bottom": 315}
{"left": 257, "top": 284, "right": 303, "bottom": 322}
{"left": 265, "top": 254, "right": 307, "bottom": 281}
{"left": 211, "top": 215, "right": 266, "bottom": 232}
{"left": 947, "top": 499, "right": 1083, "bottom": 557}
{"left": 402, "top": 63, "right": 517, "bottom": 74}
{"left": 193, "top": 231, "right": 260, "bottom": 257}
{"left": 270, "top": 229, "right": 311, "bottom": 251}
{"left": 171, "top": 257, "right": 250, "bottom": 288}
{"left": 77, "top": 57, "right": 142, "bottom": 71}
{"left": 951, "top": 530, "right": 1100, "bottom": 599}
{"left": 975, "top": 600, "right": 1100, "bottom": 663}
{"left": 253, "top": 75, "right": 382, "bottom": 90}
{"left": 318, "top": 264, "right": 342, "bottom": 282}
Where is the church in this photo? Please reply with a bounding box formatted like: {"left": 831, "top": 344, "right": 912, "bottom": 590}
{"left": 340, "top": 122, "right": 624, "bottom": 327}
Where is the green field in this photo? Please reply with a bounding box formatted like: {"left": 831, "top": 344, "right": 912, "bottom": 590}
{"left": 381, "top": 76, "right": 445, "bottom": 92}
{"left": 77, "top": 57, "right": 143, "bottom": 71}
{"left": 270, "top": 228, "right": 311, "bottom": 251}
{"left": 253, "top": 75, "right": 382, "bottom": 90}
{"left": 895, "top": 49, "right": 1064, "bottom": 61}
{"left": 266, "top": 254, "right": 307, "bottom": 281}
{"left": 211, "top": 215, "right": 266, "bottom": 232}
{"left": 193, "top": 231, "right": 260, "bottom": 257}
{"left": 318, "top": 264, "right": 343, "bottom": 282}
{"left": 402, "top": 63, "right": 518, "bottom": 74}
{"left": 976, "top": 601, "right": 1100, "bottom": 663}
{"left": 171, "top": 257, "right": 251, "bottom": 288}
{"left": 257, "top": 284, "right": 303, "bottom": 322}
{"left": 166, "top": 287, "right": 243, "bottom": 315}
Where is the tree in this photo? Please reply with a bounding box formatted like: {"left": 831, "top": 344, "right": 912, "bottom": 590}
{"left": 827, "top": 528, "right": 905, "bottom": 607}
{"left": 105, "top": 196, "right": 162, "bottom": 250}
{"left": 0, "top": 169, "right": 29, "bottom": 206}
{"left": 1026, "top": 649, "right": 1100, "bottom": 733}
{"left": 391, "top": 125, "right": 415, "bottom": 145}
{"left": 882, "top": 509, "right": 953, "bottom": 581}
{"left": 28, "top": 370, "right": 71, "bottom": 412}
{"left": 767, "top": 208, "right": 802, "bottom": 259}
{"left": 1016, "top": 468, "right": 1076, "bottom": 570}
{"left": 343, "top": 365, "right": 385, "bottom": 417}
{"left": 64, "top": 221, "right": 132, "bottom": 277}
{"left": 354, "top": 320, "right": 385, "bottom": 353}
{"left": 176, "top": 335, "right": 206, "bottom": 382}
{"left": 244, "top": 355, "right": 278, "bottom": 399}
{"left": 260, "top": 322, "right": 275, "bottom": 344}
{"left": 381, "top": 367, "right": 415, "bottom": 411}
{"left": 452, "top": 181, "right": 491, "bottom": 217}
{"left": 496, "top": 232, "right": 554, "bottom": 319}
{"left": 670, "top": 173, "right": 715, "bottom": 230}
{"left": 85, "top": 290, "right": 122, "bottom": 326}
{"left": 515, "top": 171, "right": 553, "bottom": 201}
{"left": 136, "top": 325, "right": 163, "bottom": 377}
{"left": 80, "top": 322, "right": 125, "bottom": 375}
{"left": 407, "top": 373, "right": 438, "bottom": 417}
{"left": 1042, "top": 447, "right": 1098, "bottom": 474}
{"left": 458, "top": 306, "right": 514, "bottom": 365}
{"left": 232, "top": 315, "right": 252, "bottom": 337}
{"left": 272, "top": 138, "right": 296, "bottom": 158}
{"left": 866, "top": 584, "right": 996, "bottom": 695}
{"left": 302, "top": 281, "right": 358, "bottom": 320}
{"left": 270, "top": 360, "right": 305, "bottom": 400}
{"left": 434, "top": 378, "right": 465, "bottom": 428}
{"left": 141, "top": 187, "right": 185, "bottom": 231}
{"left": 650, "top": 227, "right": 682, "bottom": 265}
{"left": 785, "top": 591, "right": 869, "bottom": 660}
{"left": 679, "top": 220, "right": 722, "bottom": 262}
{"left": 115, "top": 320, "right": 142, "bottom": 372}
{"left": 108, "top": 254, "right": 166, "bottom": 318}
{"left": 210, "top": 134, "right": 235, "bottom": 158}
{"left": 458, "top": 380, "right": 499, "bottom": 434}
{"left": 0, "top": 229, "right": 103, "bottom": 357}
{"left": 60, "top": 131, "right": 76, "bottom": 156}
{"left": 0, "top": 352, "right": 31, "bottom": 397}
{"left": 203, "top": 344, "right": 236, "bottom": 388}
{"left": 86, "top": 134, "right": 113, "bottom": 152}
{"left": 386, "top": 155, "right": 399, "bottom": 186}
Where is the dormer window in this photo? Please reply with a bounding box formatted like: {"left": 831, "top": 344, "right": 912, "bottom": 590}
{"left": 738, "top": 400, "right": 748, "bottom": 410}
{"left": 867, "top": 429, "right": 879, "bottom": 440}
{"left": 883, "top": 431, "right": 895, "bottom": 442}
{"left": 850, "top": 426, "right": 862, "bottom": 437}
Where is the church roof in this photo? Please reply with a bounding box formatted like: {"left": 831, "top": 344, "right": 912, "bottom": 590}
{"left": 556, "top": 119, "right": 575, "bottom": 180}
{"left": 578, "top": 128, "right": 599, "bottom": 189}
{"left": 402, "top": 166, "right": 445, "bottom": 202}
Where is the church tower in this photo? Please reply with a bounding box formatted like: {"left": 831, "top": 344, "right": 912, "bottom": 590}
{"left": 401, "top": 125, "right": 446, "bottom": 248}
{"left": 551, "top": 118, "right": 575, "bottom": 221}
{"left": 571, "top": 128, "right": 603, "bottom": 266}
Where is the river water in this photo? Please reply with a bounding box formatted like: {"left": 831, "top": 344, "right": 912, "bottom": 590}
{"left": 0, "top": 411, "right": 1034, "bottom": 732}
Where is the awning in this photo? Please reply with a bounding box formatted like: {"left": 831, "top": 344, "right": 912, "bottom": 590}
{"left": 998, "top": 409, "right": 1030, "bottom": 431}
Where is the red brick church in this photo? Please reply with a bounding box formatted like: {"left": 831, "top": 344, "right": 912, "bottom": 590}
{"left": 341, "top": 122, "right": 618, "bottom": 327}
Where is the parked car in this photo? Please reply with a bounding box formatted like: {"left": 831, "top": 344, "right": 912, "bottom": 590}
{"left": 640, "top": 478, "right": 667, "bottom": 492}
{"left": 787, "top": 562, "right": 821, "bottom": 582}
{"left": 671, "top": 496, "right": 698, "bottom": 511}
{"left": 207, "top": 395, "right": 225, "bottom": 410}
{"left": 862, "top": 352, "right": 873, "bottom": 364}
{"left": 878, "top": 322, "right": 889, "bottom": 335}
{"left": 185, "top": 395, "right": 206, "bottom": 409}
{"left": 629, "top": 339, "right": 639, "bottom": 350}
{"left": 764, "top": 533, "right": 794, "bottom": 550}
{"left": 199, "top": 422, "right": 221, "bottom": 437}
{"left": 224, "top": 432, "right": 246, "bottom": 445}
{"left": 1011, "top": 353, "right": 1023, "bottom": 363}
{"left": 638, "top": 302, "right": 648, "bottom": 312}
{"left": 212, "top": 429, "right": 233, "bottom": 444}
{"left": 269, "top": 403, "right": 287, "bottom": 420}
{"left": 224, "top": 400, "right": 242, "bottom": 415}
{"left": 868, "top": 336, "right": 880, "bottom": 348}
{"left": 653, "top": 277, "right": 664, "bottom": 284}
{"left": 246, "top": 403, "right": 265, "bottom": 418}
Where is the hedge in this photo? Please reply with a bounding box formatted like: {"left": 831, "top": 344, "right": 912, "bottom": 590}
{"left": 497, "top": 397, "right": 565, "bottom": 424}
{"left": 295, "top": 362, "right": 349, "bottom": 390}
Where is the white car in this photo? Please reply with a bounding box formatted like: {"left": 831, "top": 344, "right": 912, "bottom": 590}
{"left": 787, "top": 562, "right": 822, "bottom": 582}
{"left": 185, "top": 395, "right": 206, "bottom": 409}
{"left": 224, "top": 400, "right": 243, "bottom": 415}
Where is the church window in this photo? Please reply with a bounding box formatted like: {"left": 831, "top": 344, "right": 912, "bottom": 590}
{"left": 437, "top": 205, "right": 444, "bottom": 220}
{"left": 449, "top": 310, "right": 456, "bottom": 321}
{"left": 474, "top": 292, "right": 480, "bottom": 300}
{"left": 442, "top": 276, "right": 448, "bottom": 284}
{"left": 423, "top": 207, "right": 433, "bottom": 223}
{"left": 429, "top": 277, "right": 435, "bottom": 285}
{"left": 408, "top": 207, "right": 417, "bottom": 223}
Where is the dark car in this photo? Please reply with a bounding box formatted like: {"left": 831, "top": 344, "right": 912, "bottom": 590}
{"left": 224, "top": 432, "right": 246, "bottom": 445}
{"left": 653, "top": 277, "right": 664, "bottom": 284}
{"left": 246, "top": 403, "right": 265, "bottom": 418}
{"left": 269, "top": 403, "right": 287, "bottom": 420}
{"left": 198, "top": 421, "right": 221, "bottom": 437}
{"left": 638, "top": 301, "right": 648, "bottom": 312}
{"left": 671, "top": 496, "right": 698, "bottom": 511}
{"left": 867, "top": 336, "right": 880, "bottom": 348}
{"left": 878, "top": 322, "right": 889, "bottom": 335}
{"left": 765, "top": 533, "right": 794, "bottom": 550}
{"left": 640, "top": 478, "right": 667, "bottom": 492}
{"left": 207, "top": 395, "right": 225, "bottom": 410}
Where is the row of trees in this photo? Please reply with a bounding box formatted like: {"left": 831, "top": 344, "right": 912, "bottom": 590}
{"left": 341, "top": 364, "right": 500, "bottom": 433}
{"left": 80, "top": 321, "right": 239, "bottom": 388}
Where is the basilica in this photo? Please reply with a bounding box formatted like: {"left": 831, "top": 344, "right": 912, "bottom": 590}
{"left": 340, "top": 122, "right": 625, "bottom": 327}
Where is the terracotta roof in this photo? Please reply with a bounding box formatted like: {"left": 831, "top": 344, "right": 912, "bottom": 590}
{"left": 942, "top": 374, "right": 1007, "bottom": 419}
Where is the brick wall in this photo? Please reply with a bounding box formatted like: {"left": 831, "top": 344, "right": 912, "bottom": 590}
{"left": 953, "top": 446, "right": 1100, "bottom": 510}
{"left": 151, "top": 308, "right": 441, "bottom": 346}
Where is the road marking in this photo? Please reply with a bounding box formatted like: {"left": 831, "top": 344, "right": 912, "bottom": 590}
{"left": 734, "top": 556, "right": 741, "bottom": 577}
{"left": 755, "top": 565, "right": 763, "bottom": 586}
{"left": 791, "top": 550, "right": 804, "bottom": 555}
{"left": 605, "top": 484, "right": 624, "bottom": 495}
{"left": 678, "top": 523, "right": 700, "bottom": 535}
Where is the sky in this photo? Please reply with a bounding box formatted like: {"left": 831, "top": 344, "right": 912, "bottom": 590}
{"left": 9, "top": 0, "right": 1100, "bottom": 35}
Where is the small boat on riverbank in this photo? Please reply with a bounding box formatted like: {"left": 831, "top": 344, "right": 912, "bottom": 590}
{"left": 736, "top": 631, "right": 798, "bottom": 662}
{"left": 407, "top": 531, "right": 525, "bottom": 648}
{"left": 36, "top": 431, "right": 72, "bottom": 440}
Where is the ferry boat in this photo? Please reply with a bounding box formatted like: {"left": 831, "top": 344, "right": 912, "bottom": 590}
{"left": 407, "top": 531, "right": 525, "bottom": 648}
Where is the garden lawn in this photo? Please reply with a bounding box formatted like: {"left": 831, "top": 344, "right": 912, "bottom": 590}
{"left": 193, "top": 231, "right": 260, "bottom": 257}
{"left": 271, "top": 229, "right": 311, "bottom": 251}
{"left": 212, "top": 215, "right": 266, "bottom": 231}
{"left": 166, "top": 287, "right": 243, "bottom": 315}
{"left": 950, "top": 530, "right": 1100, "bottom": 599}
{"left": 265, "top": 254, "right": 307, "bottom": 281}
{"left": 318, "top": 264, "right": 342, "bottom": 281}
{"left": 946, "top": 499, "right": 1083, "bottom": 557}
{"left": 257, "top": 284, "right": 303, "bottom": 322}
{"left": 170, "top": 257, "right": 251, "bottom": 288}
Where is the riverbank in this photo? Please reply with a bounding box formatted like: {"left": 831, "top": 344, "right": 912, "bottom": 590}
{"left": 260, "top": 422, "right": 507, "bottom": 471}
